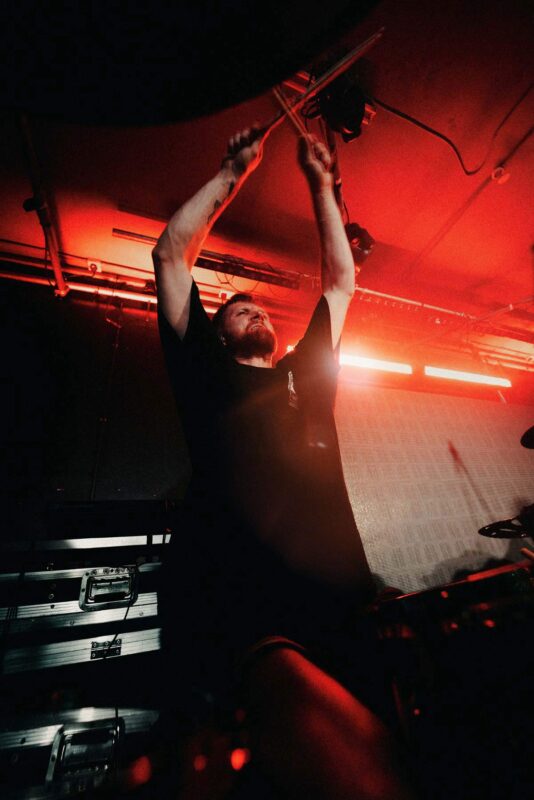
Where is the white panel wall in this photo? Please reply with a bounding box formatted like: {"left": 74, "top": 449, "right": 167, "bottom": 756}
{"left": 336, "top": 377, "right": 534, "bottom": 593}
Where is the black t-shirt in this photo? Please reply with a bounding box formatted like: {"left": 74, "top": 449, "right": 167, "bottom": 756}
{"left": 158, "top": 282, "right": 374, "bottom": 688}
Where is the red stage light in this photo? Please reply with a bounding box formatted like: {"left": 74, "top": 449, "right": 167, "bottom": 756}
{"left": 193, "top": 753, "right": 208, "bottom": 772}
{"left": 230, "top": 748, "right": 251, "bottom": 771}
{"left": 128, "top": 755, "right": 152, "bottom": 787}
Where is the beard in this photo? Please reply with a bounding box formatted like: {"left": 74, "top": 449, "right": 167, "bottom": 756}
{"left": 224, "top": 325, "right": 278, "bottom": 359}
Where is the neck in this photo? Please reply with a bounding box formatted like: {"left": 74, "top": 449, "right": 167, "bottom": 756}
{"left": 235, "top": 354, "right": 273, "bottom": 368}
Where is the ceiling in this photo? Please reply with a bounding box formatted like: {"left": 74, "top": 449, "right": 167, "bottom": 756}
{"left": 1, "top": 0, "right": 533, "bottom": 388}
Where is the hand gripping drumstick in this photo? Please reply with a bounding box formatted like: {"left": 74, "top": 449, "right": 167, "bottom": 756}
{"left": 259, "top": 27, "right": 384, "bottom": 142}
{"left": 271, "top": 86, "right": 309, "bottom": 137}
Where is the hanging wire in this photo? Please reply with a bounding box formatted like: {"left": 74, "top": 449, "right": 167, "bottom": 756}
{"left": 266, "top": 280, "right": 294, "bottom": 300}
{"left": 215, "top": 269, "right": 260, "bottom": 295}
{"left": 370, "top": 83, "right": 533, "bottom": 176}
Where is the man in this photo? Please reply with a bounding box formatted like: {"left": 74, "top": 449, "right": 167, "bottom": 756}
{"left": 153, "top": 127, "right": 413, "bottom": 799}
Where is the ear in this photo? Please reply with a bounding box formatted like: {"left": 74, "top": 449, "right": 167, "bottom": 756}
{"left": 220, "top": 334, "right": 227, "bottom": 346}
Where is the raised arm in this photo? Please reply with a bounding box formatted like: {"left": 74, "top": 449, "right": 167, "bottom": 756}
{"left": 298, "top": 135, "right": 355, "bottom": 349}
{"left": 152, "top": 127, "right": 264, "bottom": 338}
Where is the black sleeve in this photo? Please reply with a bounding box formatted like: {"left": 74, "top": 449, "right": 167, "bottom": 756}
{"left": 278, "top": 294, "right": 339, "bottom": 381}
{"left": 158, "top": 281, "right": 233, "bottom": 404}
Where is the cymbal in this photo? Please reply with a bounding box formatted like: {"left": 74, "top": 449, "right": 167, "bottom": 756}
{"left": 520, "top": 425, "right": 534, "bottom": 448}
{"left": 478, "top": 518, "right": 528, "bottom": 539}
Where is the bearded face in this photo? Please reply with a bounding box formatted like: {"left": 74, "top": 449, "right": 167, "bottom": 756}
{"left": 220, "top": 302, "right": 278, "bottom": 359}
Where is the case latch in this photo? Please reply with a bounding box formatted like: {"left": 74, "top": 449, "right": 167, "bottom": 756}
{"left": 79, "top": 565, "right": 138, "bottom": 611}
{"left": 46, "top": 718, "right": 124, "bottom": 792}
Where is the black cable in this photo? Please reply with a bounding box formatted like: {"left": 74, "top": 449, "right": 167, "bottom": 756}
{"left": 342, "top": 201, "right": 350, "bottom": 227}
{"left": 101, "top": 567, "right": 140, "bottom": 663}
{"left": 43, "top": 234, "right": 54, "bottom": 289}
{"left": 371, "top": 83, "right": 533, "bottom": 176}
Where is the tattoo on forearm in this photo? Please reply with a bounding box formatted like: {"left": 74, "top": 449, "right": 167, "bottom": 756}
{"left": 207, "top": 200, "right": 222, "bottom": 223}
{"left": 207, "top": 181, "right": 236, "bottom": 224}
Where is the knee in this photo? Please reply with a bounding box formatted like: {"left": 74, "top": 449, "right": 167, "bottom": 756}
{"left": 244, "top": 646, "right": 392, "bottom": 747}
{"left": 243, "top": 646, "right": 319, "bottom": 710}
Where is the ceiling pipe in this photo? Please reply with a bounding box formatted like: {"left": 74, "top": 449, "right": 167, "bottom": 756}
{"left": 1, "top": 268, "right": 530, "bottom": 373}
{"left": 0, "top": 238, "right": 528, "bottom": 335}
{"left": 18, "top": 114, "right": 68, "bottom": 297}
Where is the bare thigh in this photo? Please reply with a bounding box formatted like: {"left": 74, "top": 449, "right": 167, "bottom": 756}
{"left": 242, "top": 646, "right": 416, "bottom": 800}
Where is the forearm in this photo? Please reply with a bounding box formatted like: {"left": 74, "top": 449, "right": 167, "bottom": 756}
{"left": 152, "top": 126, "right": 263, "bottom": 337}
{"left": 154, "top": 163, "right": 238, "bottom": 269}
{"left": 311, "top": 188, "right": 355, "bottom": 297}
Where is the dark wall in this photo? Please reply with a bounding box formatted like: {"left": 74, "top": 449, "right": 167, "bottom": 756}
{"left": 2, "top": 280, "right": 190, "bottom": 540}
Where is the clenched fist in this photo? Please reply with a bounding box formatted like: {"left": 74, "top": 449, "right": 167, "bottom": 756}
{"left": 222, "top": 125, "right": 265, "bottom": 180}
{"left": 298, "top": 134, "right": 334, "bottom": 193}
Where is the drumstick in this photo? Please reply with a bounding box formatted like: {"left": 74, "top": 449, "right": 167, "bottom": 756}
{"left": 258, "top": 27, "right": 384, "bottom": 141}
{"left": 271, "top": 86, "right": 308, "bottom": 137}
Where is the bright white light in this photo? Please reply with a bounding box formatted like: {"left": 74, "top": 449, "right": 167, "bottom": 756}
{"left": 340, "top": 354, "right": 413, "bottom": 374}
{"left": 424, "top": 366, "right": 511, "bottom": 387}
{"left": 286, "top": 346, "right": 412, "bottom": 374}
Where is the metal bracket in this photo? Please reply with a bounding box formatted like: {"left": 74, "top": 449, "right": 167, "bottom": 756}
{"left": 79, "top": 565, "right": 138, "bottom": 611}
{"left": 90, "top": 639, "right": 122, "bottom": 660}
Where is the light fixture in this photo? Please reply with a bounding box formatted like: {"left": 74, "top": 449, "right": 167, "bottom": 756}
{"left": 340, "top": 354, "right": 412, "bottom": 374}
{"left": 424, "top": 366, "right": 511, "bottom": 387}
{"left": 344, "top": 222, "right": 375, "bottom": 264}
{"left": 310, "top": 72, "right": 376, "bottom": 142}
{"left": 112, "top": 229, "right": 301, "bottom": 289}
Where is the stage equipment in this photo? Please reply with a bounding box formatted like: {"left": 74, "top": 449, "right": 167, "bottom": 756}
{"left": 0, "top": 539, "right": 161, "bottom": 674}
{"left": 312, "top": 70, "right": 376, "bottom": 141}
{"left": 0, "top": 708, "right": 159, "bottom": 797}
{"left": 0, "top": 501, "right": 172, "bottom": 797}
{"left": 376, "top": 561, "right": 534, "bottom": 800}
{"left": 260, "top": 28, "right": 383, "bottom": 140}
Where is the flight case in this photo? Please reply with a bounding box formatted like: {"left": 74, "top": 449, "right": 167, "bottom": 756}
{"left": 0, "top": 507, "right": 174, "bottom": 798}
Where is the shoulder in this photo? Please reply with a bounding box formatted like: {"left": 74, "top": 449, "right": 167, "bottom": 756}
{"left": 293, "top": 295, "right": 337, "bottom": 358}
{"left": 158, "top": 281, "right": 232, "bottom": 375}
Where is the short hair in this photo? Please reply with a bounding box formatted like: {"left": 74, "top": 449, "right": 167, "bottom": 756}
{"left": 211, "top": 293, "right": 254, "bottom": 333}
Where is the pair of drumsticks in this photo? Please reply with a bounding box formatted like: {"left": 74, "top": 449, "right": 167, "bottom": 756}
{"left": 265, "top": 27, "right": 383, "bottom": 141}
